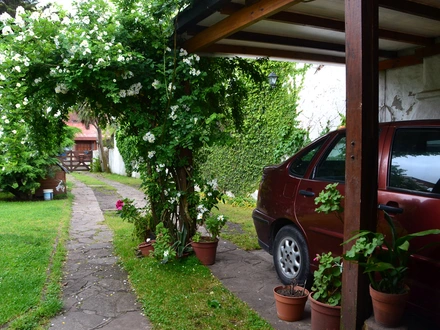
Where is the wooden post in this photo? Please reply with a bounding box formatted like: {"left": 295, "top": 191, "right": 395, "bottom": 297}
{"left": 342, "top": 0, "right": 379, "bottom": 329}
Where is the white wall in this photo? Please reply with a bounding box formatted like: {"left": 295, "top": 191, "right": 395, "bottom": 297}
{"left": 297, "top": 64, "right": 346, "bottom": 140}
{"left": 108, "top": 136, "right": 140, "bottom": 178}
{"left": 379, "top": 54, "right": 440, "bottom": 121}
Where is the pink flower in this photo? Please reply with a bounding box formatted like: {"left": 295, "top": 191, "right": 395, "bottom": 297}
{"left": 313, "top": 254, "right": 320, "bottom": 262}
{"left": 116, "top": 200, "right": 124, "bottom": 210}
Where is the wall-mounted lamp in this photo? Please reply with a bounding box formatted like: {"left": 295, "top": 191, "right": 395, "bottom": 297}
{"left": 268, "top": 72, "right": 278, "bottom": 88}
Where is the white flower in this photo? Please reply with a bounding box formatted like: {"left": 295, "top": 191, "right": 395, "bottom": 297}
{"left": 179, "top": 48, "right": 188, "bottom": 56}
{"left": 23, "top": 97, "right": 28, "bottom": 105}
{"left": 0, "top": 12, "right": 12, "bottom": 23}
{"left": 55, "top": 83, "right": 68, "bottom": 94}
{"left": 163, "top": 250, "right": 169, "bottom": 258}
{"left": 147, "top": 151, "right": 155, "bottom": 158}
{"left": 2, "top": 26, "right": 13, "bottom": 36}
{"left": 82, "top": 16, "right": 90, "bottom": 24}
{"left": 50, "top": 13, "right": 59, "bottom": 22}
{"left": 15, "top": 104, "right": 20, "bottom": 108}
{"left": 34, "top": 77, "right": 42, "bottom": 84}
{"left": 119, "top": 90, "right": 126, "bottom": 98}
{"left": 152, "top": 80, "right": 160, "bottom": 89}
{"left": 4, "top": 119, "right": 9, "bottom": 124}
{"left": 143, "top": 132, "right": 155, "bottom": 143}
{"left": 80, "top": 40, "right": 89, "bottom": 48}
{"left": 88, "top": 64, "right": 93, "bottom": 69}
{"left": 117, "top": 55, "right": 125, "bottom": 62}
{"left": 12, "top": 130, "right": 17, "bottom": 134}
{"left": 0, "top": 74, "right": 6, "bottom": 80}
{"left": 61, "top": 16, "right": 70, "bottom": 25}
{"left": 15, "top": 6, "right": 25, "bottom": 17}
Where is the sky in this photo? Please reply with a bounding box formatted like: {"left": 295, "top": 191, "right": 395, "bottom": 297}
{"left": 38, "top": 0, "right": 73, "bottom": 11}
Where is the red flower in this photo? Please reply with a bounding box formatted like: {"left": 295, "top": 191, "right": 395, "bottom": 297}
{"left": 116, "top": 199, "right": 124, "bottom": 211}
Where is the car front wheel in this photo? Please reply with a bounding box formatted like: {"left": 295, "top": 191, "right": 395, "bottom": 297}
{"left": 273, "top": 225, "right": 310, "bottom": 285}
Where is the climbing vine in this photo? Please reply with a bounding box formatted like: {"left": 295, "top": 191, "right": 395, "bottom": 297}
{"left": 199, "top": 61, "right": 311, "bottom": 196}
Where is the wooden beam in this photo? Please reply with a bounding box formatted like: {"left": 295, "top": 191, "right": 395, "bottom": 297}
{"left": 202, "top": 43, "right": 346, "bottom": 64}
{"left": 343, "top": 0, "right": 379, "bottom": 329}
{"left": 379, "top": 0, "right": 440, "bottom": 22}
{"left": 379, "top": 43, "right": 440, "bottom": 70}
{"left": 220, "top": 3, "right": 435, "bottom": 46}
{"left": 175, "top": 0, "right": 232, "bottom": 33}
{"left": 187, "top": 26, "right": 397, "bottom": 58}
{"left": 182, "top": 0, "right": 302, "bottom": 53}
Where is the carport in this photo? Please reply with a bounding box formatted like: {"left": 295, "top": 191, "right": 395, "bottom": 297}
{"left": 175, "top": 1, "right": 440, "bottom": 329}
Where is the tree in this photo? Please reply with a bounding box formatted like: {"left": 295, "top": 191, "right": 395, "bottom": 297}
{"left": 0, "top": 0, "right": 266, "bottom": 238}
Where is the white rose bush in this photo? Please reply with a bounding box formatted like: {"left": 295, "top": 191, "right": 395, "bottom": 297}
{"left": 0, "top": 0, "right": 266, "bottom": 240}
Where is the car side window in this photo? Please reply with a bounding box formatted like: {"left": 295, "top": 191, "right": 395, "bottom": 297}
{"left": 389, "top": 128, "right": 440, "bottom": 195}
{"left": 314, "top": 135, "right": 346, "bottom": 182}
{"left": 289, "top": 140, "right": 325, "bottom": 178}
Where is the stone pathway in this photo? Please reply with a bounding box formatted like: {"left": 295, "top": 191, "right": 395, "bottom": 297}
{"left": 49, "top": 178, "right": 151, "bottom": 330}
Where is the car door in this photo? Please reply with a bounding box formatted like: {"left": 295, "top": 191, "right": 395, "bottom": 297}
{"left": 378, "top": 125, "right": 440, "bottom": 318}
{"left": 294, "top": 133, "right": 346, "bottom": 259}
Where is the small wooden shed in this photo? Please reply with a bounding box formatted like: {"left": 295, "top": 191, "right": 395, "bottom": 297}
{"left": 35, "top": 163, "right": 69, "bottom": 199}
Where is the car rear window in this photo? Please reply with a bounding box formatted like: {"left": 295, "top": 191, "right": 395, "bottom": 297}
{"left": 289, "top": 139, "right": 325, "bottom": 177}
{"left": 389, "top": 128, "right": 440, "bottom": 195}
{"left": 314, "top": 135, "right": 346, "bottom": 182}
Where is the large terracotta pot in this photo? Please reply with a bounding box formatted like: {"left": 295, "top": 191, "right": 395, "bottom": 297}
{"left": 369, "top": 284, "right": 409, "bottom": 327}
{"left": 309, "top": 294, "right": 341, "bottom": 330}
{"left": 190, "top": 237, "right": 218, "bottom": 265}
{"left": 138, "top": 240, "right": 155, "bottom": 256}
{"left": 273, "top": 285, "right": 309, "bottom": 322}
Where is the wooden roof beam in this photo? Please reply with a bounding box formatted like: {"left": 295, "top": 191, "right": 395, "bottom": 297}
{"left": 187, "top": 26, "right": 398, "bottom": 59}
{"left": 220, "top": 3, "right": 435, "bottom": 46}
{"left": 202, "top": 44, "right": 346, "bottom": 64}
{"left": 182, "top": 0, "right": 303, "bottom": 53}
{"left": 175, "top": 0, "right": 232, "bottom": 33}
{"left": 378, "top": 0, "right": 440, "bottom": 22}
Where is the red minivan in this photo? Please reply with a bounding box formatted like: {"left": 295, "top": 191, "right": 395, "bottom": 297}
{"left": 252, "top": 120, "right": 440, "bottom": 322}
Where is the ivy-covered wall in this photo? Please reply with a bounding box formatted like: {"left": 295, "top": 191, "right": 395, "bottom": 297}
{"left": 198, "top": 62, "right": 310, "bottom": 197}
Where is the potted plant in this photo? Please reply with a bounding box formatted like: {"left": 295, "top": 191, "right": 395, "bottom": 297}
{"left": 191, "top": 213, "right": 227, "bottom": 265}
{"left": 343, "top": 211, "right": 440, "bottom": 327}
{"left": 308, "top": 183, "right": 344, "bottom": 330}
{"left": 116, "top": 198, "right": 154, "bottom": 256}
{"left": 309, "top": 252, "right": 342, "bottom": 330}
{"left": 273, "top": 280, "right": 310, "bottom": 322}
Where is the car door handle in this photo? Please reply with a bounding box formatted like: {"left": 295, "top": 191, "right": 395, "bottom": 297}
{"left": 378, "top": 204, "right": 404, "bottom": 214}
{"left": 299, "top": 190, "right": 315, "bottom": 197}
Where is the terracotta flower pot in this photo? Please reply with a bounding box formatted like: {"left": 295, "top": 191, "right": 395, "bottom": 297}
{"left": 273, "top": 285, "right": 309, "bottom": 322}
{"left": 190, "top": 237, "right": 218, "bottom": 265}
{"left": 138, "top": 240, "right": 155, "bottom": 256}
{"left": 369, "top": 284, "right": 409, "bottom": 327}
{"left": 309, "top": 294, "right": 341, "bottom": 330}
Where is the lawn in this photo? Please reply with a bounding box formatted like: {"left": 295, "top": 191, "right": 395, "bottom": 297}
{"left": 0, "top": 191, "right": 72, "bottom": 329}
{"left": 105, "top": 211, "right": 272, "bottom": 330}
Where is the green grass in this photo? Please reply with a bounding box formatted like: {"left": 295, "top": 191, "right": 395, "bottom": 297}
{"left": 0, "top": 193, "right": 72, "bottom": 329}
{"left": 89, "top": 172, "right": 142, "bottom": 188}
{"left": 105, "top": 211, "right": 272, "bottom": 330}
{"left": 214, "top": 203, "right": 261, "bottom": 251}
{"left": 70, "top": 172, "right": 116, "bottom": 189}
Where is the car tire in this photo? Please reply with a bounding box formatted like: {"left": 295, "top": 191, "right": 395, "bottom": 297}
{"left": 273, "top": 225, "right": 310, "bottom": 285}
